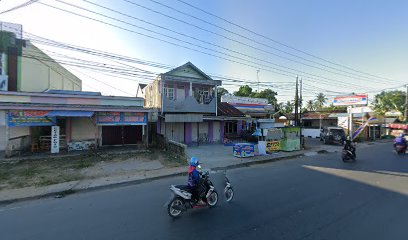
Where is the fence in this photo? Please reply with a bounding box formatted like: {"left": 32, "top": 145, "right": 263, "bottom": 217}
{"left": 156, "top": 134, "right": 187, "bottom": 160}
{"left": 6, "top": 135, "right": 30, "bottom": 157}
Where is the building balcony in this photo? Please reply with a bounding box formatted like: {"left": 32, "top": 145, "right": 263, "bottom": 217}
{"left": 162, "top": 95, "right": 216, "bottom": 114}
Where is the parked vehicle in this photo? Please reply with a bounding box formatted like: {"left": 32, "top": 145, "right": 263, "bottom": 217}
{"left": 320, "top": 127, "right": 346, "bottom": 145}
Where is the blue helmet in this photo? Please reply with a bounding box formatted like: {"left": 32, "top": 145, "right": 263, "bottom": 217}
{"left": 189, "top": 157, "right": 199, "bottom": 167}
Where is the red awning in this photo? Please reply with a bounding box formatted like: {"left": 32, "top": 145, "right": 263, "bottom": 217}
{"left": 387, "top": 124, "right": 408, "bottom": 130}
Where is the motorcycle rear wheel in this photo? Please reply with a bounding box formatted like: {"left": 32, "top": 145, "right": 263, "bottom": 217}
{"left": 207, "top": 191, "right": 218, "bottom": 207}
{"left": 168, "top": 197, "right": 184, "bottom": 218}
{"left": 224, "top": 187, "right": 234, "bottom": 202}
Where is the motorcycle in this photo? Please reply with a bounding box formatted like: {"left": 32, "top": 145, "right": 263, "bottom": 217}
{"left": 395, "top": 145, "right": 407, "bottom": 155}
{"left": 342, "top": 142, "right": 356, "bottom": 162}
{"left": 166, "top": 166, "right": 234, "bottom": 218}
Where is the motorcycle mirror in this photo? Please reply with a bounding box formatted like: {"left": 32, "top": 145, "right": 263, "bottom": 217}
{"left": 197, "top": 165, "right": 202, "bottom": 170}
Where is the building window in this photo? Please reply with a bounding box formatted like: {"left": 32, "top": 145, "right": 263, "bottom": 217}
{"left": 194, "top": 87, "right": 212, "bottom": 104}
{"left": 225, "top": 121, "right": 237, "bottom": 134}
{"left": 164, "top": 86, "right": 174, "bottom": 100}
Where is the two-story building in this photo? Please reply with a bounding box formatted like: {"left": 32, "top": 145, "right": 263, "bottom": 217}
{"left": 144, "top": 62, "right": 224, "bottom": 145}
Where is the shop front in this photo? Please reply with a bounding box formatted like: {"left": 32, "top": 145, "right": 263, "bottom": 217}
{"left": 97, "top": 112, "right": 147, "bottom": 147}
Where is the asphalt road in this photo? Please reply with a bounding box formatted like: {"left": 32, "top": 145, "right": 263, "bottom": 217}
{"left": 1, "top": 142, "right": 408, "bottom": 240}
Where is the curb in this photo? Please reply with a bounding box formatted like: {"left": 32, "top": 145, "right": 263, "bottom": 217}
{"left": 0, "top": 149, "right": 341, "bottom": 205}
{"left": 0, "top": 141, "right": 393, "bottom": 205}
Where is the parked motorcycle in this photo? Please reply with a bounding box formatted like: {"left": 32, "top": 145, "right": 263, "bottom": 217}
{"left": 395, "top": 145, "right": 407, "bottom": 155}
{"left": 166, "top": 167, "right": 234, "bottom": 218}
{"left": 224, "top": 172, "right": 234, "bottom": 203}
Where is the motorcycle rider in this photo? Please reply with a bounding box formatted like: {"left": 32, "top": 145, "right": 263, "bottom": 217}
{"left": 394, "top": 133, "right": 407, "bottom": 150}
{"left": 187, "top": 157, "right": 206, "bottom": 205}
{"left": 343, "top": 136, "right": 356, "bottom": 158}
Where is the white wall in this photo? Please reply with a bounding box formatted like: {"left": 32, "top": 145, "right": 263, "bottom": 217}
{"left": 71, "top": 118, "right": 97, "bottom": 141}
{"left": 213, "top": 121, "right": 221, "bottom": 142}
{"left": 302, "top": 128, "right": 321, "bottom": 138}
{"left": 199, "top": 122, "right": 208, "bottom": 135}
{"left": 9, "top": 126, "right": 30, "bottom": 138}
{"left": 192, "top": 122, "right": 198, "bottom": 142}
{"left": 0, "top": 110, "right": 6, "bottom": 151}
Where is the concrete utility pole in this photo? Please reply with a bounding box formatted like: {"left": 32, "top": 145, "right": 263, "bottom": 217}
{"left": 295, "top": 76, "right": 299, "bottom": 126}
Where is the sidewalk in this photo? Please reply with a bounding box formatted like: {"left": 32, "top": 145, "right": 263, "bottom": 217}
{"left": 0, "top": 139, "right": 391, "bottom": 205}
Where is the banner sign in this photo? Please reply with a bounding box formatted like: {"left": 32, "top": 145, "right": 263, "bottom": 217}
{"left": 333, "top": 94, "right": 368, "bottom": 106}
{"left": 221, "top": 95, "right": 273, "bottom": 112}
{"left": 266, "top": 141, "right": 281, "bottom": 152}
{"left": 352, "top": 117, "right": 377, "bottom": 140}
{"left": 51, "top": 126, "right": 60, "bottom": 154}
{"left": 8, "top": 110, "right": 55, "bottom": 127}
{"left": 97, "top": 112, "right": 147, "bottom": 125}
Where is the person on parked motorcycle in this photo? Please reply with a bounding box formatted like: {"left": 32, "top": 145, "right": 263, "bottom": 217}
{"left": 394, "top": 133, "right": 407, "bottom": 149}
{"left": 344, "top": 136, "right": 356, "bottom": 158}
{"left": 187, "top": 157, "right": 206, "bottom": 205}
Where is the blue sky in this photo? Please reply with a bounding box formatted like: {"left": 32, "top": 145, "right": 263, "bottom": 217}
{"left": 0, "top": 0, "right": 407, "bottom": 104}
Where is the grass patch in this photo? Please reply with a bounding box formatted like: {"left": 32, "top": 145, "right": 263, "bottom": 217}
{"left": 164, "top": 153, "right": 187, "bottom": 167}
{"left": 0, "top": 169, "right": 9, "bottom": 181}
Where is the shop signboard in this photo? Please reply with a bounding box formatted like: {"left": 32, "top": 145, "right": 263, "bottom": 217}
{"left": 8, "top": 110, "right": 55, "bottom": 127}
{"left": 97, "top": 112, "right": 147, "bottom": 125}
{"left": 51, "top": 126, "right": 60, "bottom": 153}
{"left": 233, "top": 143, "right": 255, "bottom": 158}
{"left": 333, "top": 94, "right": 368, "bottom": 106}
{"left": 266, "top": 141, "right": 281, "bottom": 152}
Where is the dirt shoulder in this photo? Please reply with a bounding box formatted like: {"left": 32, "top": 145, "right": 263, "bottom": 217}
{"left": 0, "top": 148, "right": 187, "bottom": 191}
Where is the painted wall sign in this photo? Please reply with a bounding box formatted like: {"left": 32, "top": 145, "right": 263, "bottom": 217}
{"left": 8, "top": 110, "right": 55, "bottom": 127}
{"left": 266, "top": 141, "right": 281, "bottom": 152}
{"left": 51, "top": 126, "right": 60, "bottom": 153}
{"left": 97, "top": 112, "right": 147, "bottom": 125}
{"left": 333, "top": 94, "right": 368, "bottom": 106}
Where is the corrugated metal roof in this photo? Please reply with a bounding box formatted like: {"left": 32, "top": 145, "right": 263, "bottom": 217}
{"left": 217, "top": 102, "right": 245, "bottom": 117}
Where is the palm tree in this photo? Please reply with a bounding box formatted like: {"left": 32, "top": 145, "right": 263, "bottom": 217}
{"left": 283, "top": 101, "right": 294, "bottom": 114}
{"left": 315, "top": 93, "right": 328, "bottom": 110}
{"left": 306, "top": 100, "right": 315, "bottom": 111}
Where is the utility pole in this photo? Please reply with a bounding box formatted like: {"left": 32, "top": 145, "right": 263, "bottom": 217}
{"left": 256, "top": 70, "right": 260, "bottom": 92}
{"left": 299, "top": 77, "right": 303, "bottom": 126}
{"left": 295, "top": 76, "right": 299, "bottom": 126}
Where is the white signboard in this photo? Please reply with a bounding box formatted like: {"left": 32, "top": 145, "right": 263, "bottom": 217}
{"left": 350, "top": 106, "right": 373, "bottom": 114}
{"left": 333, "top": 94, "right": 368, "bottom": 106}
{"left": 51, "top": 126, "right": 60, "bottom": 153}
{"left": 221, "top": 95, "right": 268, "bottom": 105}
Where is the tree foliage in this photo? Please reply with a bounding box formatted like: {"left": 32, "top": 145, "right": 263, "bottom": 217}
{"left": 233, "top": 85, "right": 278, "bottom": 105}
{"left": 216, "top": 87, "right": 229, "bottom": 103}
{"left": 373, "top": 90, "right": 406, "bottom": 117}
{"left": 315, "top": 93, "right": 328, "bottom": 110}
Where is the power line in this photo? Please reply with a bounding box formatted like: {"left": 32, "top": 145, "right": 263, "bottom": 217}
{"left": 122, "top": 0, "right": 388, "bottom": 84}
{"left": 174, "top": 0, "right": 397, "bottom": 83}
{"left": 0, "top": 0, "right": 40, "bottom": 15}
{"left": 39, "top": 0, "right": 378, "bottom": 92}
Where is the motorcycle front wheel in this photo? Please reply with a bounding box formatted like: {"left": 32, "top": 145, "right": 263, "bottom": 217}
{"left": 224, "top": 187, "right": 234, "bottom": 202}
{"left": 167, "top": 197, "right": 184, "bottom": 218}
{"left": 207, "top": 191, "right": 218, "bottom": 207}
